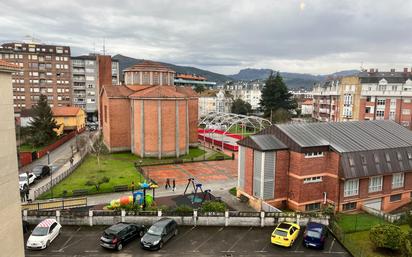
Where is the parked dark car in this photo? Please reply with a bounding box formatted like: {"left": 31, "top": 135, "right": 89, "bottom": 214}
{"left": 140, "top": 218, "right": 178, "bottom": 250}
{"left": 303, "top": 222, "right": 328, "bottom": 249}
{"left": 100, "top": 222, "right": 146, "bottom": 251}
{"left": 32, "top": 165, "right": 59, "bottom": 179}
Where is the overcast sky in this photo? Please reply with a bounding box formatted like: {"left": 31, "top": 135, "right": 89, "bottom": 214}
{"left": 1, "top": 0, "right": 412, "bottom": 75}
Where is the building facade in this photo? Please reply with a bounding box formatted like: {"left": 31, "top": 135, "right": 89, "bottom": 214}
{"left": 174, "top": 73, "right": 217, "bottom": 88}
{"left": 198, "top": 89, "right": 232, "bottom": 117}
{"left": 52, "top": 106, "right": 86, "bottom": 135}
{"left": 71, "top": 54, "right": 119, "bottom": 121}
{"left": 0, "top": 60, "right": 24, "bottom": 257}
{"left": 313, "top": 69, "right": 412, "bottom": 129}
{"left": 100, "top": 61, "right": 198, "bottom": 158}
{"left": 223, "top": 81, "right": 262, "bottom": 110}
{"left": 0, "top": 42, "right": 72, "bottom": 111}
{"left": 237, "top": 121, "right": 412, "bottom": 213}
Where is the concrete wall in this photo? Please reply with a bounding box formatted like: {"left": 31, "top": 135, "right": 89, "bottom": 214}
{"left": 23, "top": 210, "right": 329, "bottom": 228}
{"left": 0, "top": 70, "right": 25, "bottom": 257}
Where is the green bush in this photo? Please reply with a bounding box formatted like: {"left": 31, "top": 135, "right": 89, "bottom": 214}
{"left": 400, "top": 234, "right": 412, "bottom": 257}
{"left": 229, "top": 187, "right": 237, "bottom": 196}
{"left": 369, "top": 224, "right": 403, "bottom": 250}
{"left": 201, "top": 201, "right": 226, "bottom": 212}
{"left": 174, "top": 205, "right": 193, "bottom": 214}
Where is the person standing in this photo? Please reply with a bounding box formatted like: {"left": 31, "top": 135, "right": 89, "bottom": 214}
{"left": 172, "top": 179, "right": 176, "bottom": 191}
{"left": 131, "top": 181, "right": 135, "bottom": 193}
{"left": 165, "top": 178, "right": 170, "bottom": 190}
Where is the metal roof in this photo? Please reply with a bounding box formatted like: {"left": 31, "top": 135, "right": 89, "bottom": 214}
{"left": 238, "top": 134, "right": 288, "bottom": 152}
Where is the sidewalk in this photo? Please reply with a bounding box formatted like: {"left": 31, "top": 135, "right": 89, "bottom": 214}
{"left": 27, "top": 151, "right": 82, "bottom": 201}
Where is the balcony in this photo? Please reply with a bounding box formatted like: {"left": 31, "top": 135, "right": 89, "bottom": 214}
{"left": 361, "top": 90, "right": 412, "bottom": 97}
{"left": 73, "top": 76, "right": 85, "bottom": 82}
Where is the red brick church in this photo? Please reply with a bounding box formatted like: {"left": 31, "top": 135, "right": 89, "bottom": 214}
{"left": 100, "top": 60, "right": 198, "bottom": 158}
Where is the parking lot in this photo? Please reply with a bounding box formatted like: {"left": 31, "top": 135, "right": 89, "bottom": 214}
{"left": 25, "top": 225, "right": 351, "bottom": 257}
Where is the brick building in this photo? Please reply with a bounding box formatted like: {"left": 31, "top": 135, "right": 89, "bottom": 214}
{"left": 237, "top": 120, "right": 412, "bottom": 213}
{"left": 312, "top": 69, "right": 412, "bottom": 129}
{"left": 100, "top": 60, "right": 198, "bottom": 157}
{"left": 0, "top": 42, "right": 72, "bottom": 111}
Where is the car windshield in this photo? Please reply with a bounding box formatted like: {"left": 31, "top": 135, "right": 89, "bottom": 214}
{"left": 274, "top": 229, "right": 288, "bottom": 237}
{"left": 307, "top": 230, "right": 321, "bottom": 238}
{"left": 32, "top": 227, "right": 49, "bottom": 236}
{"left": 19, "top": 176, "right": 27, "bottom": 181}
{"left": 147, "top": 225, "right": 163, "bottom": 236}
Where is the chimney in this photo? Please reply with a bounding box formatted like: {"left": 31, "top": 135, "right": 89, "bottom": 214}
{"left": 390, "top": 68, "right": 395, "bottom": 72}
{"left": 370, "top": 68, "right": 374, "bottom": 73}
{"left": 404, "top": 68, "right": 408, "bottom": 73}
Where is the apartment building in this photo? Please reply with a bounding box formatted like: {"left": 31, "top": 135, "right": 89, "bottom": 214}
{"left": 198, "top": 89, "right": 232, "bottom": 116}
{"left": 223, "top": 81, "right": 262, "bottom": 110}
{"left": 312, "top": 69, "right": 412, "bottom": 129}
{"left": 71, "top": 54, "right": 120, "bottom": 121}
{"left": 0, "top": 42, "right": 72, "bottom": 111}
{"left": 237, "top": 120, "right": 412, "bottom": 213}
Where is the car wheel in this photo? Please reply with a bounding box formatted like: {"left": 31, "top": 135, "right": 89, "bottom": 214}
{"left": 174, "top": 229, "right": 178, "bottom": 236}
{"left": 139, "top": 230, "right": 144, "bottom": 237}
{"left": 117, "top": 243, "right": 123, "bottom": 251}
{"left": 46, "top": 240, "right": 50, "bottom": 248}
{"left": 290, "top": 239, "right": 294, "bottom": 247}
{"left": 159, "top": 241, "right": 163, "bottom": 249}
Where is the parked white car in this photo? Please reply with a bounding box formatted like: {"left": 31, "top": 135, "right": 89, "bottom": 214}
{"left": 19, "top": 173, "right": 36, "bottom": 191}
{"left": 26, "top": 219, "right": 61, "bottom": 250}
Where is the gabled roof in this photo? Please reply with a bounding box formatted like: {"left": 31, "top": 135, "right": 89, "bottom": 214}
{"left": 129, "top": 85, "right": 186, "bottom": 98}
{"left": 102, "top": 85, "right": 135, "bottom": 98}
{"left": 176, "top": 86, "right": 198, "bottom": 97}
{"left": 238, "top": 134, "right": 287, "bottom": 151}
{"left": 52, "top": 107, "right": 82, "bottom": 117}
{"left": 124, "top": 60, "right": 175, "bottom": 73}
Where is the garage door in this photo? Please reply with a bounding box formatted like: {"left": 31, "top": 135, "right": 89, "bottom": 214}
{"left": 364, "top": 198, "right": 382, "bottom": 210}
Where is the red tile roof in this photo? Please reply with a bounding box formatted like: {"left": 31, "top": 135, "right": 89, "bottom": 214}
{"left": 52, "top": 107, "right": 82, "bottom": 117}
{"left": 124, "top": 60, "right": 175, "bottom": 73}
{"left": 176, "top": 86, "right": 199, "bottom": 97}
{"left": 176, "top": 74, "right": 206, "bottom": 81}
{"left": 0, "top": 60, "right": 19, "bottom": 71}
{"left": 102, "top": 85, "right": 135, "bottom": 98}
{"left": 129, "top": 85, "right": 186, "bottom": 98}
{"left": 302, "top": 99, "right": 313, "bottom": 105}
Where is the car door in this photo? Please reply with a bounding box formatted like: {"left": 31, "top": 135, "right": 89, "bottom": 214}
{"left": 28, "top": 174, "right": 34, "bottom": 184}
{"left": 49, "top": 223, "right": 57, "bottom": 241}
{"left": 125, "top": 226, "right": 136, "bottom": 242}
{"left": 290, "top": 226, "right": 299, "bottom": 241}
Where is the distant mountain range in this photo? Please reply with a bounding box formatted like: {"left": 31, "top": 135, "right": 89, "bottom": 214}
{"left": 113, "top": 54, "right": 359, "bottom": 89}
{"left": 228, "top": 68, "right": 360, "bottom": 88}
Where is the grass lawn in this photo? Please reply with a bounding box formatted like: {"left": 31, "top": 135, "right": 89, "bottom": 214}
{"left": 126, "top": 148, "right": 207, "bottom": 166}
{"left": 336, "top": 213, "right": 388, "bottom": 233}
{"left": 19, "top": 143, "right": 43, "bottom": 152}
{"left": 207, "top": 152, "right": 231, "bottom": 161}
{"left": 343, "top": 225, "right": 410, "bottom": 257}
{"left": 227, "top": 124, "right": 256, "bottom": 136}
{"left": 39, "top": 154, "right": 144, "bottom": 199}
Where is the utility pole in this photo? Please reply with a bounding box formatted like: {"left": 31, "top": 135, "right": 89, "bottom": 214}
{"left": 48, "top": 151, "right": 52, "bottom": 199}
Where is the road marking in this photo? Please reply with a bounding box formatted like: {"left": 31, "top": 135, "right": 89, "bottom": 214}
{"left": 57, "top": 226, "right": 81, "bottom": 252}
{"left": 192, "top": 227, "right": 224, "bottom": 252}
{"left": 328, "top": 238, "right": 336, "bottom": 253}
{"left": 84, "top": 250, "right": 98, "bottom": 253}
{"left": 324, "top": 251, "right": 346, "bottom": 254}
{"left": 224, "top": 226, "right": 253, "bottom": 253}
{"left": 173, "top": 226, "right": 196, "bottom": 242}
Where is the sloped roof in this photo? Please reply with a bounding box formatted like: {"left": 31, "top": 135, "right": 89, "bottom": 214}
{"left": 52, "top": 107, "right": 82, "bottom": 117}
{"left": 0, "top": 60, "right": 19, "bottom": 71}
{"left": 129, "top": 85, "right": 186, "bottom": 98}
{"left": 124, "top": 60, "right": 175, "bottom": 73}
{"left": 176, "top": 86, "right": 199, "bottom": 97}
{"left": 238, "top": 134, "right": 287, "bottom": 151}
{"left": 102, "top": 85, "right": 135, "bottom": 98}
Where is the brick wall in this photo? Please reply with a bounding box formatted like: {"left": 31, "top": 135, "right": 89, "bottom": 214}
{"left": 274, "top": 150, "right": 289, "bottom": 200}
{"left": 188, "top": 98, "right": 198, "bottom": 145}
{"left": 161, "top": 100, "right": 177, "bottom": 155}
{"left": 243, "top": 147, "right": 254, "bottom": 196}
{"left": 107, "top": 98, "right": 131, "bottom": 150}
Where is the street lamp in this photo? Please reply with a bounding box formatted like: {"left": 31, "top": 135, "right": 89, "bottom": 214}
{"left": 71, "top": 145, "right": 74, "bottom": 158}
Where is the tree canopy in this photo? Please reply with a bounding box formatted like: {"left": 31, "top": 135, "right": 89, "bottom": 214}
{"left": 260, "top": 72, "right": 297, "bottom": 121}
{"left": 28, "top": 94, "right": 60, "bottom": 147}
{"left": 231, "top": 98, "right": 252, "bottom": 115}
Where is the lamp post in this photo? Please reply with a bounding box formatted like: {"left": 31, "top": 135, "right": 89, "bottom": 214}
{"left": 47, "top": 151, "right": 53, "bottom": 199}
{"left": 71, "top": 145, "right": 74, "bottom": 158}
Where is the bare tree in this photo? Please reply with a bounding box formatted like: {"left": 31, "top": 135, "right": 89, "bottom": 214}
{"left": 87, "top": 131, "right": 107, "bottom": 170}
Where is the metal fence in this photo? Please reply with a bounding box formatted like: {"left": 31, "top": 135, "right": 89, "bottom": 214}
{"left": 22, "top": 197, "right": 87, "bottom": 211}
{"left": 33, "top": 151, "right": 88, "bottom": 199}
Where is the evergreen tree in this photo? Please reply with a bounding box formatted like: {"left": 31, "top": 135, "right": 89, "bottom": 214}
{"left": 28, "top": 94, "right": 60, "bottom": 147}
{"left": 231, "top": 98, "right": 252, "bottom": 115}
{"left": 260, "top": 71, "right": 297, "bottom": 121}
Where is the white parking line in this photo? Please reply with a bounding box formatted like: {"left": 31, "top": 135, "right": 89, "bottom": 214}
{"left": 192, "top": 227, "right": 224, "bottom": 252}
{"left": 173, "top": 226, "right": 196, "bottom": 242}
{"left": 57, "top": 226, "right": 81, "bottom": 252}
{"left": 328, "top": 238, "right": 336, "bottom": 253}
{"left": 222, "top": 227, "right": 253, "bottom": 253}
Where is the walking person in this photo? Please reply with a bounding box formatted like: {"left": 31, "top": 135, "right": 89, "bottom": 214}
{"left": 70, "top": 157, "right": 74, "bottom": 167}
{"left": 172, "top": 179, "right": 176, "bottom": 191}
{"left": 25, "top": 188, "right": 30, "bottom": 203}
{"left": 165, "top": 178, "right": 170, "bottom": 190}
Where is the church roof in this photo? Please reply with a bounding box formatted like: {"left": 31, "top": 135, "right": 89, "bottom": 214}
{"left": 129, "top": 85, "right": 186, "bottom": 98}
{"left": 124, "top": 60, "right": 175, "bottom": 73}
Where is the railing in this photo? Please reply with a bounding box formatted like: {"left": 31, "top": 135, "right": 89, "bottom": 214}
{"left": 22, "top": 197, "right": 87, "bottom": 211}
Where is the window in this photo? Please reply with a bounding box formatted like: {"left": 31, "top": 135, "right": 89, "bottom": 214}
{"left": 376, "top": 110, "right": 385, "bottom": 117}
{"left": 303, "top": 176, "right": 323, "bottom": 184}
{"left": 342, "top": 202, "right": 357, "bottom": 211}
{"left": 397, "top": 152, "right": 403, "bottom": 161}
{"left": 390, "top": 194, "right": 402, "bottom": 202}
{"left": 360, "top": 154, "right": 367, "bottom": 165}
{"left": 402, "top": 109, "right": 411, "bottom": 115}
{"left": 404, "top": 99, "right": 411, "bottom": 103}
{"left": 392, "top": 173, "right": 404, "bottom": 189}
{"left": 304, "top": 152, "right": 324, "bottom": 158}
{"left": 344, "top": 179, "right": 359, "bottom": 197}
{"left": 377, "top": 99, "right": 386, "bottom": 105}
{"left": 369, "top": 176, "right": 383, "bottom": 193}
{"left": 104, "top": 106, "right": 107, "bottom": 123}
{"left": 365, "top": 107, "right": 371, "bottom": 114}
{"left": 305, "top": 203, "right": 321, "bottom": 212}
{"left": 366, "top": 96, "right": 371, "bottom": 102}
{"left": 408, "top": 152, "right": 412, "bottom": 160}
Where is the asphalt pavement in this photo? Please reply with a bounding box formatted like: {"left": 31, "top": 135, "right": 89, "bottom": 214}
{"left": 24, "top": 225, "right": 351, "bottom": 257}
